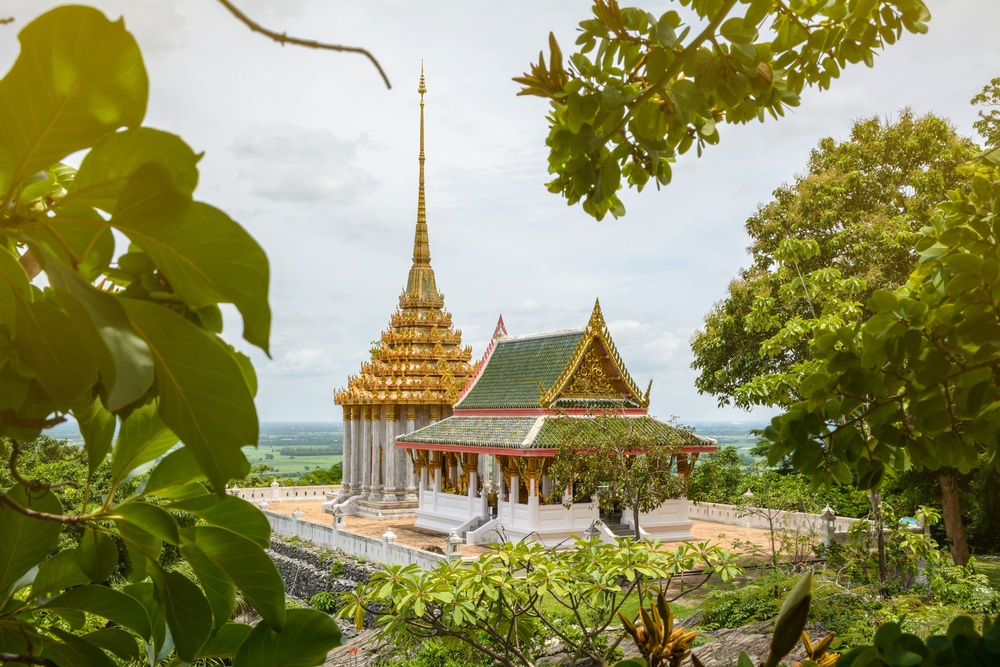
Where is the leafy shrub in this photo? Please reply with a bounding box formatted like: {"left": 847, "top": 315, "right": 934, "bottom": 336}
{"left": 931, "top": 563, "right": 1000, "bottom": 614}
{"left": 700, "top": 574, "right": 790, "bottom": 628}
{"left": 310, "top": 591, "right": 338, "bottom": 614}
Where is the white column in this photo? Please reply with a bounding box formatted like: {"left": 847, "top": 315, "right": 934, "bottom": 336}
{"left": 341, "top": 406, "right": 353, "bottom": 492}
{"left": 360, "top": 407, "right": 371, "bottom": 496}
{"left": 404, "top": 406, "right": 418, "bottom": 501}
{"left": 350, "top": 408, "right": 362, "bottom": 495}
{"left": 384, "top": 406, "right": 397, "bottom": 501}
{"left": 368, "top": 405, "right": 382, "bottom": 501}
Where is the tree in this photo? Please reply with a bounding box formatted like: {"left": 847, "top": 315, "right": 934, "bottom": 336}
{"left": 0, "top": 7, "right": 342, "bottom": 665}
{"left": 339, "top": 538, "right": 741, "bottom": 667}
{"left": 972, "top": 76, "right": 1000, "bottom": 148}
{"left": 514, "top": 0, "right": 931, "bottom": 220}
{"left": 687, "top": 111, "right": 979, "bottom": 572}
{"left": 546, "top": 415, "right": 692, "bottom": 539}
{"left": 686, "top": 445, "right": 746, "bottom": 504}
{"left": 761, "top": 146, "right": 1000, "bottom": 567}
{"left": 691, "top": 111, "right": 979, "bottom": 410}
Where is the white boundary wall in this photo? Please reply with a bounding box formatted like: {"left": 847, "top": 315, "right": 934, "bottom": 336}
{"left": 227, "top": 484, "right": 339, "bottom": 503}
{"left": 688, "top": 501, "right": 859, "bottom": 534}
{"left": 263, "top": 510, "right": 448, "bottom": 569}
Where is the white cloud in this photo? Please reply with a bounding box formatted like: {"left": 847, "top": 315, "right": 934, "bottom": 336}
{"left": 264, "top": 347, "right": 337, "bottom": 376}
{"left": 232, "top": 125, "right": 375, "bottom": 203}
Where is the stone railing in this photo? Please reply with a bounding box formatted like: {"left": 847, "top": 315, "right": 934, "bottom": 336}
{"left": 688, "top": 500, "right": 860, "bottom": 535}
{"left": 262, "top": 510, "right": 449, "bottom": 570}
{"left": 226, "top": 483, "right": 339, "bottom": 503}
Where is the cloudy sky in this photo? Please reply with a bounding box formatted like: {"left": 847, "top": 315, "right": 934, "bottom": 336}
{"left": 4, "top": 1, "right": 999, "bottom": 425}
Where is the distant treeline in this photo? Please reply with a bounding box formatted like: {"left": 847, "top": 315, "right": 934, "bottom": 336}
{"left": 277, "top": 446, "right": 343, "bottom": 457}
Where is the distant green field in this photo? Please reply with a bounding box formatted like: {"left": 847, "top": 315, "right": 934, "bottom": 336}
{"left": 242, "top": 447, "right": 342, "bottom": 480}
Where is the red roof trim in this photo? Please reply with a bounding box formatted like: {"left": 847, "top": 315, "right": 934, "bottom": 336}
{"left": 395, "top": 442, "right": 716, "bottom": 456}
{"left": 452, "top": 408, "right": 649, "bottom": 417}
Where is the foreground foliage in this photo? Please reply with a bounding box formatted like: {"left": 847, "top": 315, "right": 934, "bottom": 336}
{"left": 341, "top": 538, "right": 741, "bottom": 667}
{"left": 0, "top": 7, "right": 340, "bottom": 665}
{"left": 516, "top": 0, "right": 930, "bottom": 219}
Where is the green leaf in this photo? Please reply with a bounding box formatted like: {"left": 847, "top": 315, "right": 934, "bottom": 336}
{"left": 171, "top": 494, "right": 273, "bottom": 548}
{"left": 65, "top": 127, "right": 200, "bottom": 213}
{"left": 0, "top": 485, "right": 63, "bottom": 598}
{"left": 180, "top": 526, "right": 286, "bottom": 631}
{"left": 73, "top": 396, "right": 116, "bottom": 475}
{"left": 121, "top": 299, "right": 255, "bottom": 490}
{"left": 12, "top": 293, "right": 99, "bottom": 404}
{"left": 141, "top": 447, "right": 208, "bottom": 498}
{"left": 111, "top": 162, "right": 270, "bottom": 352}
{"left": 233, "top": 608, "right": 342, "bottom": 667}
{"left": 23, "top": 207, "right": 115, "bottom": 281}
{"left": 154, "top": 569, "right": 213, "bottom": 662}
{"left": 0, "top": 5, "right": 147, "bottom": 194}
{"left": 42, "top": 626, "right": 117, "bottom": 667}
{"left": 112, "top": 500, "right": 180, "bottom": 544}
{"left": 199, "top": 622, "right": 254, "bottom": 659}
{"left": 867, "top": 289, "right": 898, "bottom": 313}
{"left": 41, "top": 248, "right": 153, "bottom": 411}
{"left": 31, "top": 549, "right": 90, "bottom": 599}
{"left": 83, "top": 628, "right": 144, "bottom": 661}
{"left": 75, "top": 526, "right": 119, "bottom": 584}
{"left": 110, "top": 402, "right": 179, "bottom": 485}
{"left": 720, "top": 16, "right": 758, "bottom": 45}
{"left": 183, "top": 540, "right": 238, "bottom": 630}
{"left": 43, "top": 584, "right": 152, "bottom": 639}
{"left": 116, "top": 519, "right": 162, "bottom": 583}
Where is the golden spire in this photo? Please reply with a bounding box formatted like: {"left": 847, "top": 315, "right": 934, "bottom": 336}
{"left": 402, "top": 62, "right": 442, "bottom": 307}
{"left": 413, "top": 61, "right": 430, "bottom": 266}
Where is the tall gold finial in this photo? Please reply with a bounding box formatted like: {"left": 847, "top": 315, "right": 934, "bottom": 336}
{"left": 413, "top": 61, "right": 430, "bottom": 265}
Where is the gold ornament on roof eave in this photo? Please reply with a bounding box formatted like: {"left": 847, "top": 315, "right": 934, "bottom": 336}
{"left": 540, "top": 299, "right": 650, "bottom": 409}
{"left": 334, "top": 65, "right": 474, "bottom": 408}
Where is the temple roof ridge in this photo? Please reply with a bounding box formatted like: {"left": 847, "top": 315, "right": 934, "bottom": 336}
{"left": 499, "top": 327, "right": 585, "bottom": 342}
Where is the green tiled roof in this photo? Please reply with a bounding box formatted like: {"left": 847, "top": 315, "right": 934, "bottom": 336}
{"left": 396, "top": 416, "right": 540, "bottom": 448}
{"left": 456, "top": 331, "right": 584, "bottom": 409}
{"left": 531, "top": 416, "right": 711, "bottom": 449}
{"left": 397, "top": 415, "right": 715, "bottom": 450}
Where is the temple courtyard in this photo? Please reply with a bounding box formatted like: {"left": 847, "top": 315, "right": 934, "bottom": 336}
{"left": 266, "top": 499, "right": 778, "bottom": 558}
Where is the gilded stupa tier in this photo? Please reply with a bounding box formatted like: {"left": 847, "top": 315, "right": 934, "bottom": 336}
{"left": 335, "top": 67, "right": 474, "bottom": 408}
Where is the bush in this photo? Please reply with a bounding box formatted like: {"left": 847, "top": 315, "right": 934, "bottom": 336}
{"left": 700, "top": 574, "right": 791, "bottom": 628}
{"left": 310, "top": 591, "right": 338, "bottom": 614}
{"left": 931, "top": 563, "right": 1000, "bottom": 614}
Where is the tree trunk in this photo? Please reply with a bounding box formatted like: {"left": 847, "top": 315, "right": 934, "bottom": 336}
{"left": 632, "top": 503, "right": 641, "bottom": 540}
{"left": 938, "top": 472, "right": 970, "bottom": 566}
{"left": 869, "top": 488, "right": 889, "bottom": 597}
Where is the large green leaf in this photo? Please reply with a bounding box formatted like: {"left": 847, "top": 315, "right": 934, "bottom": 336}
{"left": 42, "top": 249, "right": 153, "bottom": 411}
{"left": 123, "top": 581, "right": 168, "bottom": 663}
{"left": 141, "top": 447, "right": 207, "bottom": 498}
{"left": 0, "top": 5, "right": 146, "bottom": 195}
{"left": 116, "top": 519, "right": 161, "bottom": 583}
{"left": 180, "top": 526, "right": 285, "bottom": 631}
{"left": 75, "top": 526, "right": 119, "bottom": 584}
{"left": 112, "top": 162, "right": 270, "bottom": 352}
{"left": 83, "top": 628, "right": 144, "bottom": 661}
{"left": 65, "top": 127, "right": 200, "bottom": 213}
{"left": 183, "top": 538, "right": 238, "bottom": 630}
{"left": 233, "top": 608, "right": 342, "bottom": 667}
{"left": 0, "top": 485, "right": 63, "bottom": 598}
{"left": 110, "top": 401, "right": 179, "bottom": 486}
{"left": 111, "top": 500, "right": 180, "bottom": 545}
{"left": 24, "top": 207, "right": 114, "bottom": 281}
{"left": 43, "top": 584, "right": 152, "bottom": 639}
{"left": 73, "top": 396, "right": 116, "bottom": 476}
{"left": 121, "top": 299, "right": 255, "bottom": 490}
{"left": 171, "top": 494, "right": 271, "bottom": 548}
{"left": 199, "top": 622, "right": 253, "bottom": 659}
{"left": 31, "top": 549, "right": 90, "bottom": 599}
{"left": 154, "top": 569, "right": 213, "bottom": 662}
{"left": 42, "top": 626, "right": 117, "bottom": 667}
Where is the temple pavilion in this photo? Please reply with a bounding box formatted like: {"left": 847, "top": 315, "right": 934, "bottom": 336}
{"left": 329, "top": 69, "right": 475, "bottom": 519}
{"left": 395, "top": 301, "right": 718, "bottom": 547}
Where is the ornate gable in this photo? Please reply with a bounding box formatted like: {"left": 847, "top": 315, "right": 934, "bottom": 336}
{"left": 540, "top": 299, "right": 650, "bottom": 409}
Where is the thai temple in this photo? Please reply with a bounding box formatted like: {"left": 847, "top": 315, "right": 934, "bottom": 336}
{"left": 329, "top": 68, "right": 475, "bottom": 519}
{"left": 329, "top": 70, "right": 716, "bottom": 545}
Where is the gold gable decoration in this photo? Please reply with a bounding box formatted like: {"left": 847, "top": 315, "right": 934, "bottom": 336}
{"left": 540, "top": 299, "right": 650, "bottom": 409}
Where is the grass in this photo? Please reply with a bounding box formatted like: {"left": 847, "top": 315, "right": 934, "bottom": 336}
{"left": 242, "top": 447, "right": 342, "bottom": 479}
{"left": 976, "top": 560, "right": 1000, "bottom": 591}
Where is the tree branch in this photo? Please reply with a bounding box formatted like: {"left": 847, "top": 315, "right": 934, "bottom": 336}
{"left": 0, "top": 654, "right": 57, "bottom": 667}
{"left": 8, "top": 440, "right": 78, "bottom": 492}
{"left": 214, "top": 0, "right": 391, "bottom": 89}
{"left": 0, "top": 491, "right": 85, "bottom": 524}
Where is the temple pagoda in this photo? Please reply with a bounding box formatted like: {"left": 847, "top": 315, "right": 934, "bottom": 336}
{"left": 396, "top": 300, "right": 717, "bottom": 546}
{"left": 331, "top": 69, "right": 474, "bottom": 518}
